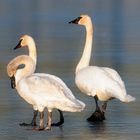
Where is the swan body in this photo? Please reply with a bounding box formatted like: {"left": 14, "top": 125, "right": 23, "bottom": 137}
{"left": 69, "top": 15, "right": 135, "bottom": 121}
{"left": 75, "top": 66, "right": 133, "bottom": 102}
{"left": 16, "top": 73, "right": 85, "bottom": 112}
{"left": 10, "top": 59, "right": 84, "bottom": 112}
{"left": 7, "top": 35, "right": 85, "bottom": 130}
{"left": 13, "top": 35, "right": 64, "bottom": 127}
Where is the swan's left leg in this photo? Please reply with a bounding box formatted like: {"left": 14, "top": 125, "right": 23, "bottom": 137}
{"left": 33, "top": 111, "right": 45, "bottom": 131}
{"left": 101, "top": 102, "right": 107, "bottom": 113}
{"left": 45, "top": 110, "right": 52, "bottom": 130}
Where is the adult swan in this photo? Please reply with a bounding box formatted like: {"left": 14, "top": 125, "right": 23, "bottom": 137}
{"left": 69, "top": 15, "right": 135, "bottom": 122}
{"left": 7, "top": 35, "right": 85, "bottom": 130}
{"left": 13, "top": 35, "right": 64, "bottom": 127}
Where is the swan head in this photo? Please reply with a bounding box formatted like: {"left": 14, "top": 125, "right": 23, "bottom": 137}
{"left": 69, "top": 14, "right": 92, "bottom": 27}
{"left": 7, "top": 55, "right": 35, "bottom": 89}
{"left": 7, "top": 63, "right": 26, "bottom": 89}
{"left": 14, "top": 35, "right": 34, "bottom": 50}
{"left": 7, "top": 62, "right": 25, "bottom": 78}
{"left": 7, "top": 63, "right": 17, "bottom": 89}
{"left": 7, "top": 57, "right": 26, "bottom": 89}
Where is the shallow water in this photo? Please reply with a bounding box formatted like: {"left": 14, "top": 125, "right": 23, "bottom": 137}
{"left": 0, "top": 0, "right": 140, "bottom": 139}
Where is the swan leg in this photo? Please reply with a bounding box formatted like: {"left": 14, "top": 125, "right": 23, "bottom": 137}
{"left": 33, "top": 111, "right": 45, "bottom": 131}
{"left": 87, "top": 96, "right": 105, "bottom": 122}
{"left": 95, "top": 96, "right": 100, "bottom": 111}
{"left": 101, "top": 102, "right": 107, "bottom": 113}
{"left": 20, "top": 109, "right": 63, "bottom": 128}
{"left": 31, "top": 110, "right": 38, "bottom": 126}
{"left": 20, "top": 110, "right": 38, "bottom": 126}
{"left": 45, "top": 110, "right": 52, "bottom": 130}
{"left": 39, "top": 111, "right": 45, "bottom": 130}
{"left": 51, "top": 109, "right": 64, "bottom": 126}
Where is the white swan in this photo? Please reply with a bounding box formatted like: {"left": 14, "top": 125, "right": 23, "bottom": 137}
{"left": 13, "top": 35, "right": 64, "bottom": 127}
{"left": 69, "top": 15, "right": 135, "bottom": 121}
{"left": 7, "top": 35, "right": 85, "bottom": 130}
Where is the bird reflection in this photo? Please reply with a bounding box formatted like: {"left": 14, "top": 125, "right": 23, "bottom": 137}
{"left": 88, "top": 121, "right": 106, "bottom": 134}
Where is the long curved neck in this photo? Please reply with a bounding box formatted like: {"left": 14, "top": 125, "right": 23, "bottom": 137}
{"left": 14, "top": 56, "right": 35, "bottom": 85}
{"left": 76, "top": 21, "right": 93, "bottom": 73}
{"left": 28, "top": 39, "right": 37, "bottom": 65}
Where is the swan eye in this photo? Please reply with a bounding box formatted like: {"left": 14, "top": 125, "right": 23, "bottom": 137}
{"left": 78, "top": 17, "right": 82, "bottom": 20}
{"left": 17, "top": 64, "right": 25, "bottom": 70}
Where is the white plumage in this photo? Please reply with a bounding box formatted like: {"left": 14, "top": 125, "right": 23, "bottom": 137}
{"left": 69, "top": 14, "right": 135, "bottom": 121}
{"left": 7, "top": 35, "right": 85, "bottom": 130}
{"left": 76, "top": 66, "right": 134, "bottom": 102}
{"left": 16, "top": 71, "right": 85, "bottom": 112}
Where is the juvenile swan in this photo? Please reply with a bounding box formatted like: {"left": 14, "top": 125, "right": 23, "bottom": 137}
{"left": 69, "top": 15, "right": 135, "bottom": 122}
{"left": 13, "top": 35, "right": 64, "bottom": 127}
{"left": 7, "top": 36, "right": 85, "bottom": 130}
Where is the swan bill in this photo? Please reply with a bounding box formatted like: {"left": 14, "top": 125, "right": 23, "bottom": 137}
{"left": 69, "top": 17, "right": 82, "bottom": 24}
{"left": 14, "top": 39, "right": 22, "bottom": 50}
{"left": 10, "top": 75, "right": 16, "bottom": 89}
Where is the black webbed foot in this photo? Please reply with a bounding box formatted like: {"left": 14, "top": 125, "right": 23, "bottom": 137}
{"left": 32, "top": 126, "right": 45, "bottom": 131}
{"left": 19, "top": 122, "right": 37, "bottom": 127}
{"left": 51, "top": 121, "right": 64, "bottom": 126}
{"left": 20, "top": 110, "right": 38, "bottom": 127}
{"left": 87, "top": 108, "right": 105, "bottom": 122}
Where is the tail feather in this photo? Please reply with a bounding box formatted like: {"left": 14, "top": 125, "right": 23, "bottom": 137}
{"left": 125, "top": 94, "right": 136, "bottom": 102}
{"left": 75, "top": 99, "right": 85, "bottom": 111}
{"left": 58, "top": 99, "right": 85, "bottom": 112}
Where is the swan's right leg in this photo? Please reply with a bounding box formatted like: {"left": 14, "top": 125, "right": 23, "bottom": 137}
{"left": 45, "top": 110, "right": 52, "bottom": 130}
{"left": 51, "top": 109, "right": 64, "bottom": 126}
{"left": 20, "top": 110, "right": 38, "bottom": 126}
{"left": 87, "top": 96, "right": 105, "bottom": 122}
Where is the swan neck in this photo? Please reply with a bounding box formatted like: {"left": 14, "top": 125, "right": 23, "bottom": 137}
{"left": 15, "top": 57, "right": 35, "bottom": 85}
{"left": 28, "top": 40, "right": 37, "bottom": 65}
{"left": 76, "top": 23, "right": 93, "bottom": 73}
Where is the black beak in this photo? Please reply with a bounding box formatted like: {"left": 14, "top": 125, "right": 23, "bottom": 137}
{"left": 10, "top": 75, "right": 16, "bottom": 89}
{"left": 13, "top": 39, "right": 22, "bottom": 50}
{"left": 69, "top": 17, "right": 82, "bottom": 24}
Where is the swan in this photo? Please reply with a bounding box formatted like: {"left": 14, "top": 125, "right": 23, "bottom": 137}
{"left": 13, "top": 35, "right": 64, "bottom": 127}
{"left": 7, "top": 36, "right": 85, "bottom": 130}
{"left": 8, "top": 55, "right": 64, "bottom": 127}
{"left": 69, "top": 15, "right": 135, "bottom": 122}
